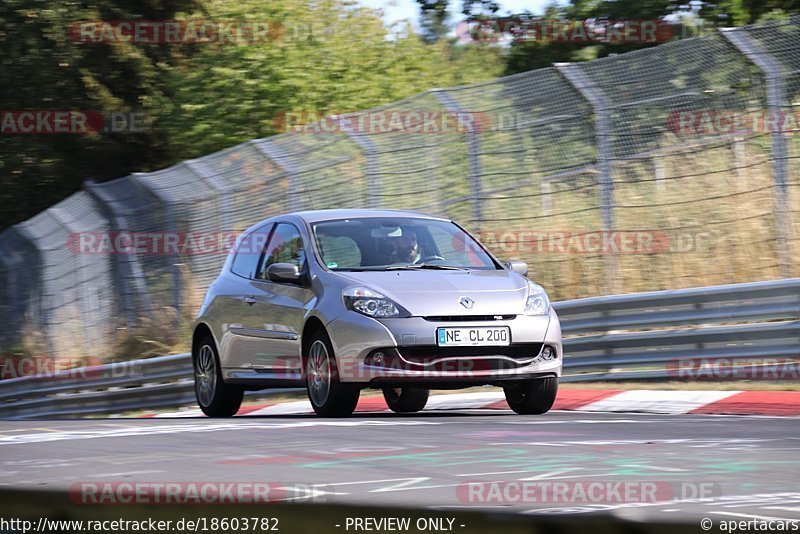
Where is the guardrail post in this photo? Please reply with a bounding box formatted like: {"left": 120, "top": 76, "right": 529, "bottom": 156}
{"left": 720, "top": 28, "right": 793, "bottom": 278}
{"left": 556, "top": 63, "right": 618, "bottom": 293}
{"left": 432, "top": 90, "right": 484, "bottom": 225}
{"left": 252, "top": 139, "right": 302, "bottom": 212}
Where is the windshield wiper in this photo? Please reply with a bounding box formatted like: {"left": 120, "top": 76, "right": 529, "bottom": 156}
{"left": 385, "top": 263, "right": 467, "bottom": 270}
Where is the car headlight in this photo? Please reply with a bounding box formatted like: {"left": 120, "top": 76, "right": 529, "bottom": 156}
{"left": 524, "top": 281, "right": 550, "bottom": 315}
{"left": 343, "top": 286, "right": 410, "bottom": 318}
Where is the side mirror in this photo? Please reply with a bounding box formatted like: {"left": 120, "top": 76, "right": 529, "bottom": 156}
{"left": 266, "top": 263, "right": 303, "bottom": 284}
{"left": 506, "top": 260, "right": 528, "bottom": 277}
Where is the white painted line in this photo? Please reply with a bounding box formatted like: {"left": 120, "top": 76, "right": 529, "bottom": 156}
{"left": 0, "top": 420, "right": 441, "bottom": 445}
{"left": 764, "top": 507, "right": 800, "bottom": 512}
{"left": 618, "top": 464, "right": 689, "bottom": 472}
{"left": 578, "top": 390, "right": 742, "bottom": 414}
{"left": 520, "top": 493, "right": 800, "bottom": 516}
{"left": 368, "top": 477, "right": 432, "bottom": 493}
{"left": 90, "top": 470, "right": 164, "bottom": 477}
{"left": 246, "top": 400, "right": 313, "bottom": 416}
{"left": 457, "top": 469, "right": 535, "bottom": 477}
{"left": 518, "top": 468, "right": 581, "bottom": 481}
{"left": 152, "top": 409, "right": 204, "bottom": 418}
{"left": 723, "top": 499, "right": 800, "bottom": 508}
{"left": 136, "top": 389, "right": 800, "bottom": 418}
{"left": 426, "top": 391, "right": 505, "bottom": 410}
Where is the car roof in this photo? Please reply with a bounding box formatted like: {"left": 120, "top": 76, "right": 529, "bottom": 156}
{"left": 288, "top": 209, "right": 449, "bottom": 224}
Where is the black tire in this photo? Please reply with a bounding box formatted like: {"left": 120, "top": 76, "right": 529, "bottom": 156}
{"left": 383, "top": 387, "right": 429, "bottom": 413}
{"left": 194, "top": 336, "right": 244, "bottom": 417}
{"left": 503, "top": 377, "right": 558, "bottom": 415}
{"left": 305, "top": 329, "right": 360, "bottom": 417}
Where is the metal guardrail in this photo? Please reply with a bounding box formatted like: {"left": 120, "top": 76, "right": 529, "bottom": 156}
{"left": 1, "top": 278, "right": 798, "bottom": 419}
{"left": 553, "top": 278, "right": 800, "bottom": 381}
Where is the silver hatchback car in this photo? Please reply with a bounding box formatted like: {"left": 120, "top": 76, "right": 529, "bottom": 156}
{"left": 192, "top": 209, "right": 562, "bottom": 417}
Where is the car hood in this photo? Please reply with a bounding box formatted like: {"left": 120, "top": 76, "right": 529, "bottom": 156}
{"left": 335, "top": 269, "right": 530, "bottom": 316}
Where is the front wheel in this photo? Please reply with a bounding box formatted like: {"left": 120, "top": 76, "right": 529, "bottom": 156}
{"left": 194, "top": 337, "right": 244, "bottom": 417}
{"left": 383, "top": 387, "right": 429, "bottom": 413}
{"left": 503, "top": 377, "right": 558, "bottom": 415}
{"left": 306, "top": 330, "right": 360, "bottom": 417}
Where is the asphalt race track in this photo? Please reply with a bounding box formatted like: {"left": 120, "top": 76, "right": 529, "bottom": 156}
{"left": 1, "top": 409, "right": 798, "bottom": 522}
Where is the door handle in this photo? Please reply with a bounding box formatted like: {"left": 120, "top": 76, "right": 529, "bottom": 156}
{"left": 244, "top": 297, "right": 256, "bottom": 306}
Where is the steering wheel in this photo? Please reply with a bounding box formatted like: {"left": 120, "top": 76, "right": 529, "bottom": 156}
{"left": 415, "top": 255, "right": 445, "bottom": 264}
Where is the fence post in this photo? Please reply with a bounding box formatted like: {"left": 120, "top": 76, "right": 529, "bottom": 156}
{"left": 83, "top": 180, "right": 153, "bottom": 324}
{"left": 343, "top": 116, "right": 380, "bottom": 209}
{"left": 720, "top": 28, "right": 793, "bottom": 278}
{"left": 185, "top": 159, "right": 231, "bottom": 232}
{"left": 252, "top": 139, "right": 302, "bottom": 212}
{"left": 7, "top": 223, "right": 54, "bottom": 356}
{"left": 0, "top": 230, "right": 29, "bottom": 347}
{"left": 131, "top": 173, "right": 182, "bottom": 312}
{"left": 556, "top": 63, "right": 618, "bottom": 292}
{"left": 432, "top": 90, "right": 483, "bottom": 225}
{"left": 47, "top": 205, "right": 97, "bottom": 355}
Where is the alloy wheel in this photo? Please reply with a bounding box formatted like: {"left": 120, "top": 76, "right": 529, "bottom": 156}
{"left": 307, "top": 339, "right": 331, "bottom": 406}
{"left": 195, "top": 344, "right": 217, "bottom": 407}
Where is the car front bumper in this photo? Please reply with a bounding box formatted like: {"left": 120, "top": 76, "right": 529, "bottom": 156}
{"left": 327, "top": 308, "right": 563, "bottom": 385}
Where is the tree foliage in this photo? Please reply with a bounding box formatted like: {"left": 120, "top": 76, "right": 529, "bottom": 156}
{"left": 0, "top": 0, "right": 503, "bottom": 229}
{"left": 0, "top": 0, "right": 199, "bottom": 229}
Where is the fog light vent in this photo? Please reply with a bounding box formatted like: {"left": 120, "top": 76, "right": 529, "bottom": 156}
{"left": 541, "top": 346, "right": 556, "bottom": 360}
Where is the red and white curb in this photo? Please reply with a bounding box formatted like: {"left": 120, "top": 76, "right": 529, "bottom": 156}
{"left": 143, "top": 389, "right": 800, "bottom": 418}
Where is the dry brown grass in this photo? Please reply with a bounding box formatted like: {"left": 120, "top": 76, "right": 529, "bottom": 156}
{"left": 477, "top": 136, "right": 799, "bottom": 300}
{"left": 112, "top": 263, "right": 200, "bottom": 360}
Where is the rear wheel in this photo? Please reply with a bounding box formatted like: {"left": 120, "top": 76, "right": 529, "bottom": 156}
{"left": 306, "top": 330, "right": 360, "bottom": 417}
{"left": 194, "top": 337, "right": 243, "bottom": 417}
{"left": 503, "top": 377, "right": 558, "bottom": 415}
{"left": 383, "top": 387, "right": 429, "bottom": 413}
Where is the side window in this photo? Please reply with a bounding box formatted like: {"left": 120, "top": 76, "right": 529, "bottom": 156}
{"left": 230, "top": 224, "right": 272, "bottom": 278}
{"left": 257, "top": 223, "right": 306, "bottom": 279}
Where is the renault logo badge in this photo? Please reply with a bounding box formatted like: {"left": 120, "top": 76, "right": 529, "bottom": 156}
{"left": 459, "top": 296, "right": 474, "bottom": 309}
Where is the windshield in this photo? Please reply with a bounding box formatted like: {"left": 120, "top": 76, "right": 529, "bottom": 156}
{"left": 311, "top": 217, "right": 499, "bottom": 271}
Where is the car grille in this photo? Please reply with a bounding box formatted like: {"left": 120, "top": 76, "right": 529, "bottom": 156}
{"left": 422, "top": 315, "right": 516, "bottom": 322}
{"left": 397, "top": 343, "right": 543, "bottom": 363}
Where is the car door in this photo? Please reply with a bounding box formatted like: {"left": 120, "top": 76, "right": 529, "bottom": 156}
{"left": 240, "top": 222, "right": 314, "bottom": 377}
{"left": 222, "top": 223, "right": 273, "bottom": 370}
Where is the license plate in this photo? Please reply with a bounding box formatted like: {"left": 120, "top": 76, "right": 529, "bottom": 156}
{"left": 436, "top": 326, "right": 511, "bottom": 347}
